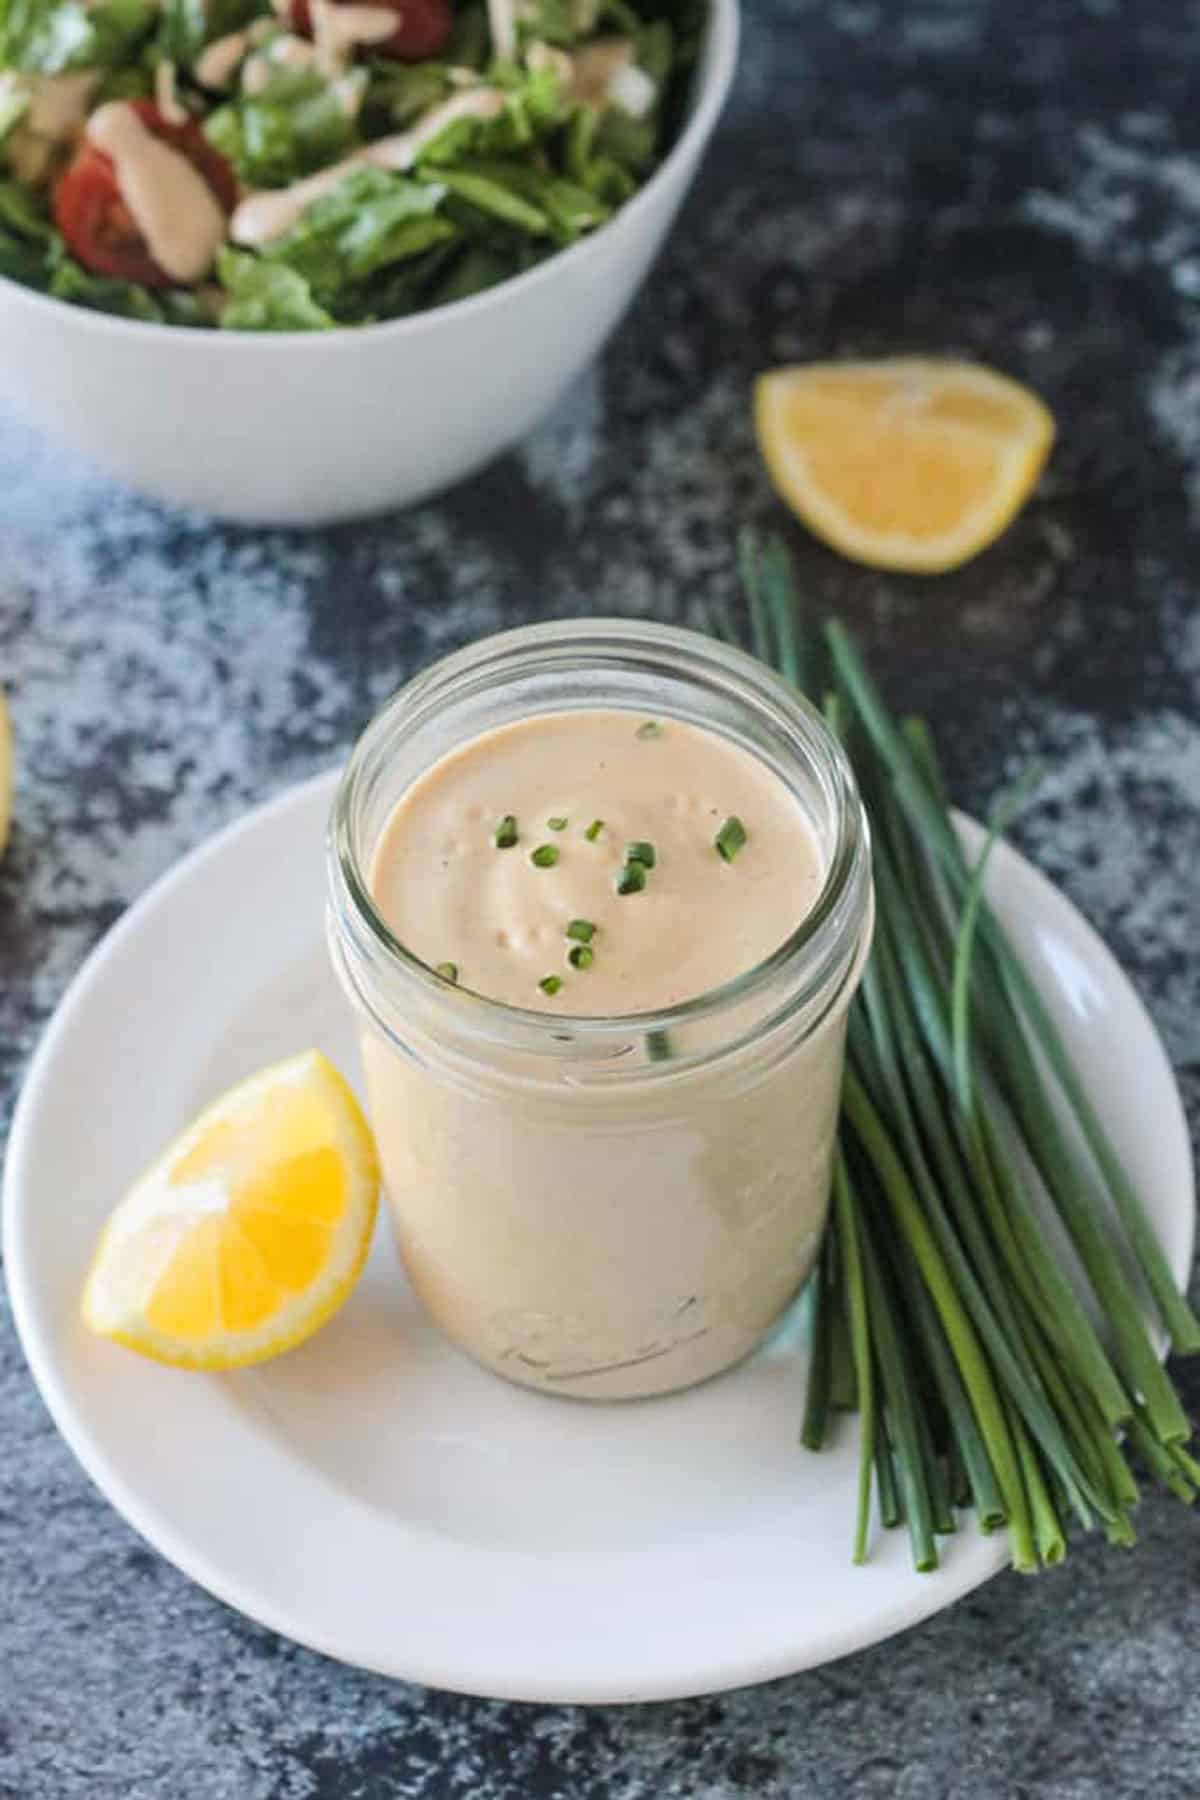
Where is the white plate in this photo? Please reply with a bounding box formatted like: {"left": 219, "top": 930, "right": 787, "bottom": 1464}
{"left": 4, "top": 774, "right": 1194, "bottom": 1703}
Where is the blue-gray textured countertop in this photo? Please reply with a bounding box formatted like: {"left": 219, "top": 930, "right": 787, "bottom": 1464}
{"left": 2, "top": 0, "right": 1199, "bottom": 1794}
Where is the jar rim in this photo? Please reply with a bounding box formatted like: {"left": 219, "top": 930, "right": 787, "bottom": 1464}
{"left": 328, "top": 618, "right": 872, "bottom": 1066}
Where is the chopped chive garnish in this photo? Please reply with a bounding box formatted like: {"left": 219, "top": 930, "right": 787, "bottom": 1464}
{"left": 531, "top": 844, "right": 560, "bottom": 868}
{"left": 646, "top": 1028, "right": 673, "bottom": 1063}
{"left": 636, "top": 721, "right": 663, "bottom": 740}
{"left": 539, "top": 974, "right": 563, "bottom": 996}
{"left": 568, "top": 944, "right": 594, "bottom": 970}
{"left": 625, "top": 840, "right": 656, "bottom": 869}
{"left": 584, "top": 819, "right": 605, "bottom": 842}
{"left": 494, "top": 814, "right": 519, "bottom": 849}
{"left": 548, "top": 816, "right": 568, "bottom": 831}
{"left": 616, "top": 860, "right": 647, "bottom": 895}
{"left": 566, "top": 919, "right": 596, "bottom": 944}
{"left": 714, "top": 815, "right": 747, "bottom": 862}
{"left": 435, "top": 962, "right": 459, "bottom": 984}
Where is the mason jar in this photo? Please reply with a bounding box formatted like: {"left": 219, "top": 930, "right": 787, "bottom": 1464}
{"left": 327, "top": 619, "right": 873, "bottom": 1401}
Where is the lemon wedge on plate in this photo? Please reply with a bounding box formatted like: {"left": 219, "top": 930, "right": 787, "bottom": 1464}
{"left": 0, "top": 691, "right": 12, "bottom": 856}
{"left": 755, "top": 357, "right": 1055, "bottom": 573}
{"left": 82, "top": 1051, "right": 380, "bottom": 1369}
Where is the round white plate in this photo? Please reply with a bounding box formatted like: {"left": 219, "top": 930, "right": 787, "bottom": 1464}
{"left": 4, "top": 774, "right": 1194, "bottom": 1703}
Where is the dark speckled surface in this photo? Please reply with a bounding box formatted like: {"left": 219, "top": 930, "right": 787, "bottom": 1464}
{"left": 2, "top": 0, "right": 1199, "bottom": 1793}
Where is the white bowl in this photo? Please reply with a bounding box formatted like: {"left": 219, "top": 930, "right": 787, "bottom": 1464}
{"left": 0, "top": 0, "right": 738, "bottom": 525}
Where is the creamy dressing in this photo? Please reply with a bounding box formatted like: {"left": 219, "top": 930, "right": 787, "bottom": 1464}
{"left": 86, "top": 101, "right": 228, "bottom": 283}
{"left": 153, "top": 59, "right": 188, "bottom": 125}
{"left": 194, "top": 18, "right": 276, "bottom": 90}
{"left": 566, "top": 35, "right": 657, "bottom": 117}
{"left": 346, "top": 702, "right": 866, "bottom": 1401}
{"left": 370, "top": 711, "right": 825, "bottom": 1015}
{"left": 229, "top": 86, "right": 505, "bottom": 246}
{"left": 309, "top": 0, "right": 398, "bottom": 75}
{"left": 607, "top": 59, "right": 656, "bottom": 119}
{"left": 568, "top": 35, "right": 634, "bottom": 107}
{"left": 525, "top": 39, "right": 573, "bottom": 86}
{"left": 486, "top": 0, "right": 517, "bottom": 61}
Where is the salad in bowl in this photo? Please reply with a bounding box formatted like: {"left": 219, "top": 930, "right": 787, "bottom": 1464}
{"left": 0, "top": 0, "right": 700, "bottom": 328}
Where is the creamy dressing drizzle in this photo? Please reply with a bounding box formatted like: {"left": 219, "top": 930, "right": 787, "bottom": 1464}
{"left": 486, "top": 0, "right": 517, "bottom": 62}
{"left": 525, "top": 39, "right": 572, "bottom": 85}
{"left": 567, "top": 36, "right": 634, "bottom": 108}
{"left": 86, "top": 101, "right": 228, "bottom": 283}
{"left": 309, "top": 0, "right": 397, "bottom": 75}
{"left": 607, "top": 59, "right": 656, "bottom": 119}
{"left": 194, "top": 18, "right": 276, "bottom": 90}
{"left": 153, "top": 58, "right": 188, "bottom": 125}
{"left": 229, "top": 86, "right": 505, "bottom": 246}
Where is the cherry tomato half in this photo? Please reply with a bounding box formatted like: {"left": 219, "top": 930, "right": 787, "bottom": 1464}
{"left": 292, "top": 0, "right": 454, "bottom": 62}
{"left": 54, "top": 101, "right": 237, "bottom": 288}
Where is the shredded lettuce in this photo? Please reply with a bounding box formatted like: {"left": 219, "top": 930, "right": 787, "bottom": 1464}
{"left": 0, "top": 0, "right": 700, "bottom": 331}
{"left": 0, "top": 0, "right": 156, "bottom": 73}
{"left": 0, "top": 176, "right": 212, "bottom": 320}
{"left": 0, "top": 75, "right": 28, "bottom": 140}
{"left": 157, "top": 0, "right": 264, "bottom": 64}
{"left": 443, "top": 1, "right": 489, "bottom": 68}
{"left": 205, "top": 66, "right": 363, "bottom": 187}
{"left": 259, "top": 166, "right": 455, "bottom": 301}
{"left": 435, "top": 155, "right": 608, "bottom": 244}
{"left": 514, "top": 0, "right": 577, "bottom": 48}
{"left": 0, "top": 170, "right": 52, "bottom": 280}
{"left": 359, "top": 58, "right": 449, "bottom": 131}
{"left": 217, "top": 245, "right": 335, "bottom": 328}
{"left": 48, "top": 254, "right": 210, "bottom": 322}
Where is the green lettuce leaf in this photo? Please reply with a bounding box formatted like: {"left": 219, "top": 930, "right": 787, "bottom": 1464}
{"left": 92, "top": 62, "right": 153, "bottom": 101}
{"left": 205, "top": 66, "right": 361, "bottom": 187}
{"left": 0, "top": 0, "right": 157, "bottom": 73}
{"left": 514, "top": 0, "right": 577, "bottom": 47}
{"left": 439, "top": 154, "right": 608, "bottom": 244}
{"left": 0, "top": 79, "right": 29, "bottom": 142}
{"left": 0, "top": 173, "right": 55, "bottom": 283}
{"left": 360, "top": 57, "right": 449, "bottom": 132}
{"left": 423, "top": 242, "right": 513, "bottom": 307}
{"left": 157, "top": 0, "right": 266, "bottom": 63}
{"left": 260, "top": 165, "right": 455, "bottom": 301}
{"left": 217, "top": 246, "right": 335, "bottom": 329}
{"left": 45, "top": 253, "right": 193, "bottom": 320}
{"left": 444, "top": 0, "right": 488, "bottom": 67}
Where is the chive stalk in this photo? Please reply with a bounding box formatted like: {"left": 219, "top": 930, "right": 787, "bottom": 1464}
{"left": 714, "top": 816, "right": 747, "bottom": 862}
{"left": 718, "top": 533, "right": 1200, "bottom": 1573}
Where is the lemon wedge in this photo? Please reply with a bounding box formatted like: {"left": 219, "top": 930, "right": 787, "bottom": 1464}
{"left": 755, "top": 357, "right": 1055, "bottom": 573}
{"left": 82, "top": 1051, "right": 379, "bottom": 1369}
{"left": 0, "top": 691, "right": 12, "bottom": 857}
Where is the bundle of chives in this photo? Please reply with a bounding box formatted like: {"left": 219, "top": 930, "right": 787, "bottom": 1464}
{"left": 709, "top": 531, "right": 1200, "bottom": 1572}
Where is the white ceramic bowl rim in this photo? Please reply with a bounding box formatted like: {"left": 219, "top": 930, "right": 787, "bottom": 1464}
{"left": 0, "top": 0, "right": 739, "bottom": 348}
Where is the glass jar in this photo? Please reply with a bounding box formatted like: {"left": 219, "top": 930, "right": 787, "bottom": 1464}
{"left": 327, "top": 619, "right": 872, "bottom": 1401}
